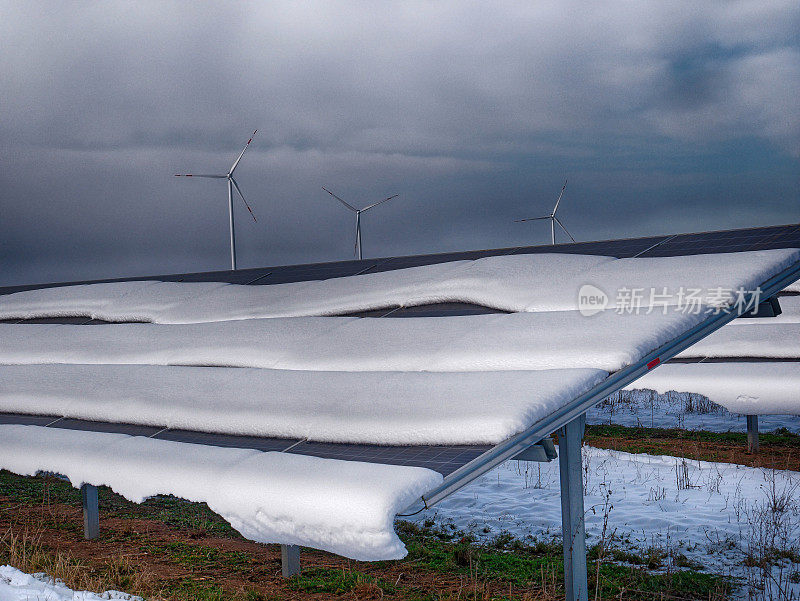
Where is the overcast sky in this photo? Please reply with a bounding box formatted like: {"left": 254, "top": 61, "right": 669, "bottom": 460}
{"left": 1, "top": 1, "right": 798, "bottom": 286}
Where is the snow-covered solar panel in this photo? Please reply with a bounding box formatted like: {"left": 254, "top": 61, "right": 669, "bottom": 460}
{"left": 2, "top": 224, "right": 797, "bottom": 296}
{"left": 0, "top": 412, "right": 491, "bottom": 475}
{"left": 639, "top": 286, "right": 800, "bottom": 416}
{"left": 1, "top": 222, "right": 800, "bottom": 561}
{"left": 1, "top": 424, "right": 440, "bottom": 560}
{"left": 625, "top": 362, "right": 800, "bottom": 416}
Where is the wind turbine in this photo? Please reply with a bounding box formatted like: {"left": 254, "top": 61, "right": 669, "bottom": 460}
{"left": 174, "top": 130, "right": 259, "bottom": 270}
{"left": 322, "top": 187, "right": 399, "bottom": 260}
{"left": 514, "top": 179, "right": 575, "bottom": 245}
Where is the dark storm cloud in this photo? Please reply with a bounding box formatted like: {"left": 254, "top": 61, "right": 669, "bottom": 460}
{"left": 1, "top": 1, "right": 798, "bottom": 286}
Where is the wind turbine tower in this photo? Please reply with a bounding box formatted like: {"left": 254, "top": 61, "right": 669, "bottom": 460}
{"left": 175, "top": 130, "right": 259, "bottom": 270}
{"left": 514, "top": 179, "right": 575, "bottom": 245}
{"left": 322, "top": 187, "right": 399, "bottom": 260}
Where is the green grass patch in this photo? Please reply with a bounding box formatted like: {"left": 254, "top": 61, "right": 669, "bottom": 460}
{"left": 158, "top": 579, "right": 239, "bottom": 601}
{"left": 399, "top": 521, "right": 731, "bottom": 600}
{"left": 0, "top": 469, "right": 80, "bottom": 506}
{"left": 586, "top": 424, "right": 800, "bottom": 447}
{"left": 0, "top": 470, "right": 235, "bottom": 537}
{"left": 158, "top": 580, "right": 283, "bottom": 601}
{"left": 143, "top": 540, "right": 254, "bottom": 573}
{"left": 289, "top": 566, "right": 395, "bottom": 595}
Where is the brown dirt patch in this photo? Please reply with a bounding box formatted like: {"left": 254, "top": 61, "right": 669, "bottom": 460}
{"left": 585, "top": 435, "right": 800, "bottom": 472}
{"left": 0, "top": 497, "right": 557, "bottom": 600}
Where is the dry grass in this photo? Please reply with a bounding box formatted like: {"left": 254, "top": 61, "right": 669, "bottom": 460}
{"left": 0, "top": 526, "right": 159, "bottom": 597}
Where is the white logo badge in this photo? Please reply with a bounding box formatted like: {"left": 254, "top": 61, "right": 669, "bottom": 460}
{"left": 578, "top": 284, "right": 608, "bottom": 316}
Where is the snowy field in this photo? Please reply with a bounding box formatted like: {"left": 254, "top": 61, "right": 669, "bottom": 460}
{"left": 410, "top": 391, "right": 800, "bottom": 597}
{"left": 0, "top": 565, "right": 142, "bottom": 601}
{"left": 413, "top": 446, "right": 800, "bottom": 599}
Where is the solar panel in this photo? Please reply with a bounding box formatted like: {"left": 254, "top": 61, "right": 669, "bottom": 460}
{"left": 0, "top": 412, "right": 56, "bottom": 426}
{"left": 156, "top": 268, "right": 269, "bottom": 285}
{"left": 0, "top": 318, "right": 120, "bottom": 325}
{"left": 155, "top": 428, "right": 301, "bottom": 453}
{"left": 1, "top": 224, "right": 798, "bottom": 296}
{"left": 366, "top": 249, "right": 519, "bottom": 274}
{"left": 667, "top": 356, "right": 800, "bottom": 364}
{"left": 1, "top": 222, "right": 799, "bottom": 479}
{"left": 49, "top": 417, "right": 163, "bottom": 437}
{"left": 345, "top": 302, "right": 505, "bottom": 318}
{"left": 256, "top": 261, "right": 374, "bottom": 284}
{"left": 637, "top": 225, "right": 800, "bottom": 257}
{"left": 17, "top": 317, "right": 95, "bottom": 325}
{"left": 287, "top": 440, "right": 492, "bottom": 476}
{"left": 513, "top": 235, "right": 670, "bottom": 259}
{"left": 0, "top": 412, "right": 491, "bottom": 476}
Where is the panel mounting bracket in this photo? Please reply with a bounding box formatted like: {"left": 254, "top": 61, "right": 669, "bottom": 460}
{"left": 739, "top": 296, "right": 782, "bottom": 318}
{"left": 511, "top": 437, "right": 557, "bottom": 462}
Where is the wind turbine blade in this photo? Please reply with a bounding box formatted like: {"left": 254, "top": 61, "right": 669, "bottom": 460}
{"left": 362, "top": 194, "right": 399, "bottom": 212}
{"left": 554, "top": 216, "right": 575, "bottom": 242}
{"left": 174, "top": 174, "right": 227, "bottom": 178}
{"left": 229, "top": 130, "right": 258, "bottom": 175}
{"left": 322, "top": 186, "right": 358, "bottom": 212}
{"left": 514, "top": 215, "right": 551, "bottom": 222}
{"left": 230, "top": 177, "right": 258, "bottom": 222}
{"left": 552, "top": 179, "right": 567, "bottom": 215}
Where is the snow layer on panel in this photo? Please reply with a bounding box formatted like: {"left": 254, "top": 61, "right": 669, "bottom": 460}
{"left": 526, "top": 248, "right": 800, "bottom": 312}
{"left": 675, "top": 323, "right": 800, "bottom": 359}
{"left": 0, "top": 565, "right": 142, "bottom": 601}
{"left": 0, "top": 425, "right": 442, "bottom": 561}
{"left": 0, "top": 253, "right": 612, "bottom": 322}
{"left": 0, "top": 317, "right": 355, "bottom": 368}
{"left": 0, "top": 280, "right": 154, "bottom": 315}
{"left": 731, "top": 294, "right": 800, "bottom": 325}
{"left": 0, "top": 364, "right": 608, "bottom": 445}
{"left": 278, "top": 253, "right": 614, "bottom": 317}
{"left": 165, "top": 259, "right": 474, "bottom": 322}
{"left": 0, "top": 281, "right": 227, "bottom": 322}
{"left": 263, "top": 310, "right": 710, "bottom": 372}
{"left": 0, "top": 248, "right": 795, "bottom": 322}
{"left": 0, "top": 309, "right": 706, "bottom": 373}
{"left": 624, "top": 362, "right": 800, "bottom": 415}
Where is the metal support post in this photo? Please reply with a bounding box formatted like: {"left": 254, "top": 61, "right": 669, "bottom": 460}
{"left": 81, "top": 483, "right": 99, "bottom": 540}
{"left": 746, "top": 415, "right": 759, "bottom": 453}
{"left": 559, "top": 415, "right": 588, "bottom": 601}
{"left": 227, "top": 179, "right": 237, "bottom": 270}
{"left": 281, "top": 544, "right": 300, "bottom": 577}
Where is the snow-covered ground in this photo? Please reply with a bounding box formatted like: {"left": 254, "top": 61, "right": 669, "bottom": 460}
{"left": 413, "top": 446, "right": 800, "bottom": 599}
{"left": 589, "top": 388, "right": 800, "bottom": 433}
{"left": 0, "top": 565, "right": 142, "bottom": 601}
